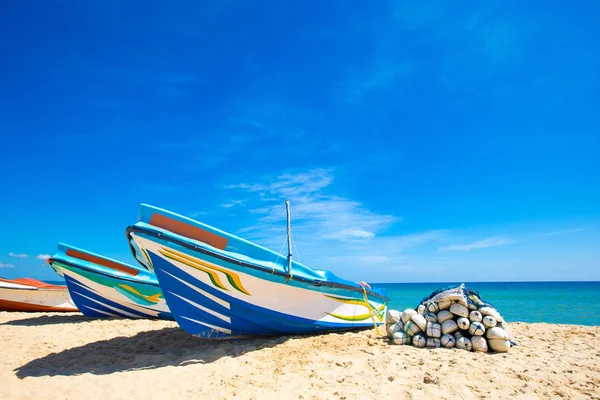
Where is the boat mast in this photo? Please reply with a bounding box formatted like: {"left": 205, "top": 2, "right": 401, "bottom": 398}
{"left": 286, "top": 200, "right": 293, "bottom": 279}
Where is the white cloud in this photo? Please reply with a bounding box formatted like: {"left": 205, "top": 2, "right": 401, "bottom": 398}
{"left": 0, "top": 262, "right": 15, "bottom": 268}
{"left": 228, "top": 169, "right": 334, "bottom": 198}
{"left": 8, "top": 252, "right": 28, "bottom": 258}
{"left": 437, "top": 227, "right": 591, "bottom": 253}
{"left": 220, "top": 200, "right": 246, "bottom": 208}
{"left": 538, "top": 228, "right": 591, "bottom": 237}
{"left": 189, "top": 211, "right": 209, "bottom": 218}
{"left": 228, "top": 169, "right": 398, "bottom": 245}
{"left": 225, "top": 168, "right": 444, "bottom": 281}
{"left": 326, "top": 229, "right": 375, "bottom": 241}
{"left": 37, "top": 254, "right": 51, "bottom": 260}
{"left": 438, "top": 236, "right": 516, "bottom": 252}
{"left": 220, "top": 169, "right": 599, "bottom": 282}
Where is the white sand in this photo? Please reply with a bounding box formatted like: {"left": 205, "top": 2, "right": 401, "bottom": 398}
{"left": 1, "top": 311, "right": 599, "bottom": 399}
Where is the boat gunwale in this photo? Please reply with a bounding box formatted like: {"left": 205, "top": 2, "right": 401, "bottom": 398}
{"left": 0, "top": 297, "right": 78, "bottom": 312}
{"left": 125, "top": 225, "right": 390, "bottom": 302}
{"left": 0, "top": 278, "right": 68, "bottom": 291}
{"left": 48, "top": 257, "right": 161, "bottom": 288}
{"left": 0, "top": 285, "right": 67, "bottom": 292}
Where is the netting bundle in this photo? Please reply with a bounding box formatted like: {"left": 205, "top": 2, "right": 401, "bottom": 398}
{"left": 386, "top": 284, "right": 515, "bottom": 353}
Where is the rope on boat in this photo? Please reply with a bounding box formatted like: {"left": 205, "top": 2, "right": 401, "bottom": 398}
{"left": 362, "top": 286, "right": 385, "bottom": 336}
{"left": 291, "top": 231, "right": 301, "bottom": 263}
{"left": 274, "top": 235, "right": 288, "bottom": 274}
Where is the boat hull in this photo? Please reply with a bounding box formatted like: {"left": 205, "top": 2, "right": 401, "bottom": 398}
{"left": 0, "top": 279, "right": 78, "bottom": 312}
{"left": 50, "top": 261, "right": 173, "bottom": 320}
{"left": 130, "top": 233, "right": 387, "bottom": 338}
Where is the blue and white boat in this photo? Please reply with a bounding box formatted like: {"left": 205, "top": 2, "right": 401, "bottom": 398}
{"left": 126, "top": 202, "right": 389, "bottom": 338}
{"left": 49, "top": 243, "right": 173, "bottom": 320}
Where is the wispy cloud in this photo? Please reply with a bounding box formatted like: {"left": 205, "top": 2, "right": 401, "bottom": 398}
{"left": 165, "top": 100, "right": 324, "bottom": 172}
{"left": 8, "top": 252, "right": 28, "bottom": 258}
{"left": 220, "top": 200, "right": 246, "bottom": 208}
{"left": 223, "top": 168, "right": 597, "bottom": 281}
{"left": 438, "top": 236, "right": 516, "bottom": 252}
{"left": 225, "top": 168, "right": 445, "bottom": 280}
{"left": 438, "top": 227, "right": 593, "bottom": 253}
{"left": 538, "top": 227, "right": 591, "bottom": 237}
{"left": 189, "top": 211, "right": 209, "bottom": 218}
{"left": 37, "top": 254, "right": 51, "bottom": 260}
{"left": 87, "top": 66, "right": 201, "bottom": 99}
{"left": 228, "top": 168, "right": 398, "bottom": 244}
{"left": 342, "top": 61, "right": 417, "bottom": 103}
{"left": 0, "top": 262, "right": 15, "bottom": 268}
{"left": 337, "top": 3, "right": 535, "bottom": 106}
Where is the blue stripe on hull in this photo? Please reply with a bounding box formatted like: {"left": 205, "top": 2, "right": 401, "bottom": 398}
{"left": 149, "top": 252, "right": 376, "bottom": 338}
{"left": 64, "top": 275, "right": 173, "bottom": 320}
{"left": 155, "top": 265, "right": 280, "bottom": 336}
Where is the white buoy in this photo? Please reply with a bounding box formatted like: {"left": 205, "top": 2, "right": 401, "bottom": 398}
{"left": 424, "top": 313, "right": 438, "bottom": 323}
{"left": 486, "top": 327, "right": 511, "bottom": 352}
{"left": 426, "top": 322, "right": 442, "bottom": 338}
{"left": 425, "top": 301, "right": 440, "bottom": 313}
{"left": 412, "top": 334, "right": 426, "bottom": 348}
{"left": 386, "top": 309, "right": 401, "bottom": 325}
{"left": 392, "top": 331, "right": 411, "bottom": 345}
{"left": 437, "top": 300, "right": 452, "bottom": 310}
{"left": 486, "top": 326, "right": 509, "bottom": 340}
{"left": 437, "top": 310, "right": 453, "bottom": 323}
{"left": 469, "top": 310, "right": 483, "bottom": 323}
{"left": 479, "top": 306, "right": 502, "bottom": 322}
{"left": 457, "top": 317, "right": 470, "bottom": 331}
{"left": 467, "top": 302, "right": 478, "bottom": 311}
{"left": 441, "top": 333, "right": 456, "bottom": 348}
{"left": 417, "top": 304, "right": 426, "bottom": 315}
{"left": 387, "top": 321, "right": 404, "bottom": 337}
{"left": 471, "top": 336, "right": 488, "bottom": 352}
{"left": 404, "top": 320, "right": 421, "bottom": 336}
{"left": 402, "top": 309, "right": 417, "bottom": 324}
{"left": 488, "top": 339, "right": 510, "bottom": 352}
{"left": 450, "top": 303, "right": 469, "bottom": 318}
{"left": 482, "top": 315, "right": 497, "bottom": 328}
{"left": 441, "top": 319, "right": 458, "bottom": 335}
{"left": 426, "top": 338, "right": 441, "bottom": 348}
{"left": 454, "top": 331, "right": 464, "bottom": 341}
{"left": 469, "top": 321, "right": 486, "bottom": 336}
{"left": 456, "top": 336, "right": 472, "bottom": 351}
{"left": 411, "top": 314, "right": 427, "bottom": 332}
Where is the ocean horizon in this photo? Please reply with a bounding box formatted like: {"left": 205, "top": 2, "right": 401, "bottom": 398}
{"left": 372, "top": 280, "right": 600, "bottom": 327}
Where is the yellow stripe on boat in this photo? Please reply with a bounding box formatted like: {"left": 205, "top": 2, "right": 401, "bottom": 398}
{"left": 325, "top": 294, "right": 386, "bottom": 321}
{"left": 141, "top": 247, "right": 154, "bottom": 269}
{"left": 158, "top": 247, "right": 250, "bottom": 295}
{"left": 158, "top": 248, "right": 229, "bottom": 291}
{"left": 117, "top": 284, "right": 162, "bottom": 303}
{"left": 324, "top": 294, "right": 369, "bottom": 306}
{"left": 327, "top": 303, "right": 386, "bottom": 322}
{"left": 327, "top": 311, "right": 373, "bottom": 321}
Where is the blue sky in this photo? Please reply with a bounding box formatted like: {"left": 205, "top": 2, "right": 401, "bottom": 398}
{"left": 1, "top": 1, "right": 598, "bottom": 283}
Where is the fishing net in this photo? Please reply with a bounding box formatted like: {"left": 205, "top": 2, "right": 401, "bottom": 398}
{"left": 416, "top": 283, "right": 496, "bottom": 310}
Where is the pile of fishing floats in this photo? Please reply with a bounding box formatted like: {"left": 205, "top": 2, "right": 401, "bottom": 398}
{"left": 385, "top": 284, "right": 513, "bottom": 353}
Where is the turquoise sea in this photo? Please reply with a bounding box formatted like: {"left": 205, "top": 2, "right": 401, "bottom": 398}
{"left": 374, "top": 281, "right": 600, "bottom": 327}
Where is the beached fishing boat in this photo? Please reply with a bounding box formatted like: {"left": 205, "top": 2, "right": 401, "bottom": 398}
{"left": 126, "top": 202, "right": 389, "bottom": 338}
{"left": 0, "top": 277, "right": 78, "bottom": 312}
{"left": 48, "top": 243, "right": 173, "bottom": 319}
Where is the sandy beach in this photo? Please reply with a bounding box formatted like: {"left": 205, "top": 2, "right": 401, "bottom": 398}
{"left": 1, "top": 311, "right": 598, "bottom": 400}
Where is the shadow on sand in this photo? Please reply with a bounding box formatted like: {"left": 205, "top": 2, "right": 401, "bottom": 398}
{"left": 1, "top": 314, "right": 112, "bottom": 326}
{"left": 15, "top": 327, "right": 292, "bottom": 378}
